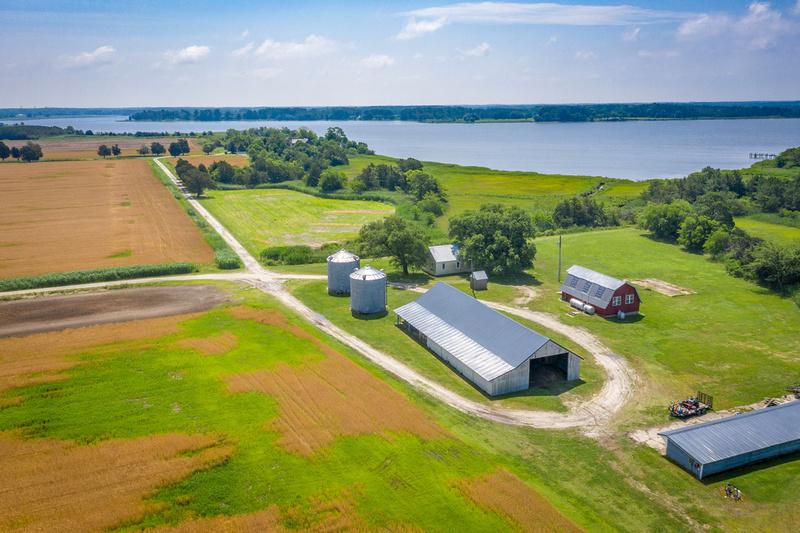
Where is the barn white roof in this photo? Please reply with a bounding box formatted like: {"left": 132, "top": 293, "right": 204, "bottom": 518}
{"left": 560, "top": 265, "right": 632, "bottom": 308}
{"left": 428, "top": 244, "right": 460, "bottom": 263}
{"left": 394, "top": 283, "right": 551, "bottom": 382}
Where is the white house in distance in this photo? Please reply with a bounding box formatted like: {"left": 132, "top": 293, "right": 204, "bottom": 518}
{"left": 423, "top": 244, "right": 470, "bottom": 276}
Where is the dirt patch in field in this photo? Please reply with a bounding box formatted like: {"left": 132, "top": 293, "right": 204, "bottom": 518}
{"left": 632, "top": 278, "right": 694, "bottom": 297}
{"left": 3, "top": 137, "right": 197, "bottom": 160}
{"left": 0, "top": 285, "right": 227, "bottom": 337}
{"left": 458, "top": 468, "right": 582, "bottom": 533}
{"left": 512, "top": 285, "right": 540, "bottom": 306}
{"left": 152, "top": 508, "right": 282, "bottom": 532}
{"left": 225, "top": 307, "right": 444, "bottom": 456}
{"left": 165, "top": 154, "right": 250, "bottom": 169}
{"left": 0, "top": 313, "right": 198, "bottom": 396}
{"left": 0, "top": 159, "right": 213, "bottom": 279}
{"left": 0, "top": 432, "right": 232, "bottom": 532}
{"left": 177, "top": 331, "right": 239, "bottom": 356}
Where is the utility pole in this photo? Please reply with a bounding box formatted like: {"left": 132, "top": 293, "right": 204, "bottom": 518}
{"left": 557, "top": 235, "right": 562, "bottom": 283}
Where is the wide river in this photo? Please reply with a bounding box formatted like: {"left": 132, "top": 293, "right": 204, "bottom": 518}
{"left": 13, "top": 115, "right": 800, "bottom": 181}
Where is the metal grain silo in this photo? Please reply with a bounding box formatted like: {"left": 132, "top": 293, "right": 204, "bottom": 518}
{"left": 349, "top": 265, "right": 387, "bottom": 316}
{"left": 327, "top": 249, "right": 360, "bottom": 295}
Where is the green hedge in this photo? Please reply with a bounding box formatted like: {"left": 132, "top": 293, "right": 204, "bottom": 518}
{"left": 260, "top": 243, "right": 341, "bottom": 265}
{"left": 255, "top": 181, "right": 398, "bottom": 204}
{"left": 0, "top": 263, "right": 197, "bottom": 292}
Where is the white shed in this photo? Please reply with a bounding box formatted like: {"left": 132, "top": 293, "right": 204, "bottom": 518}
{"left": 394, "top": 283, "right": 582, "bottom": 396}
{"left": 423, "top": 244, "right": 469, "bottom": 276}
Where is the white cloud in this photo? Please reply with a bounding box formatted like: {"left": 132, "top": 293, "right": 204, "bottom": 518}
{"left": 574, "top": 50, "right": 597, "bottom": 61}
{"left": 255, "top": 34, "right": 338, "bottom": 59}
{"left": 396, "top": 17, "right": 447, "bottom": 40}
{"left": 232, "top": 42, "right": 254, "bottom": 57}
{"left": 163, "top": 45, "right": 210, "bottom": 65}
{"left": 241, "top": 29, "right": 250, "bottom": 39}
{"left": 637, "top": 49, "right": 679, "bottom": 59}
{"left": 361, "top": 54, "right": 395, "bottom": 68}
{"left": 677, "top": 2, "right": 795, "bottom": 50}
{"left": 794, "top": 0, "right": 800, "bottom": 16}
{"left": 251, "top": 67, "right": 282, "bottom": 79}
{"left": 396, "top": 2, "right": 692, "bottom": 39}
{"left": 544, "top": 35, "right": 558, "bottom": 47}
{"left": 622, "top": 27, "right": 641, "bottom": 42}
{"left": 64, "top": 45, "right": 115, "bottom": 68}
{"left": 465, "top": 42, "right": 491, "bottom": 56}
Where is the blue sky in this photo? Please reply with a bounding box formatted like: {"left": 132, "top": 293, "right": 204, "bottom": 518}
{"left": 2, "top": 1, "right": 799, "bottom": 106}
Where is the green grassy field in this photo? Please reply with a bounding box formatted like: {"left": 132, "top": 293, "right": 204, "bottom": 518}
{"left": 198, "top": 189, "right": 394, "bottom": 255}
{"left": 340, "top": 155, "right": 647, "bottom": 227}
{"left": 0, "top": 282, "right": 706, "bottom": 532}
{"left": 735, "top": 215, "right": 800, "bottom": 245}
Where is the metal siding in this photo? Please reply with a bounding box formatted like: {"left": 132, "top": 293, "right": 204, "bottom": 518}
{"left": 427, "top": 338, "right": 493, "bottom": 395}
{"left": 701, "top": 439, "right": 800, "bottom": 478}
{"left": 327, "top": 256, "right": 359, "bottom": 295}
{"left": 395, "top": 283, "right": 551, "bottom": 381}
{"left": 429, "top": 244, "right": 460, "bottom": 263}
{"left": 660, "top": 401, "right": 800, "bottom": 466}
{"left": 567, "top": 354, "right": 581, "bottom": 381}
{"left": 666, "top": 441, "right": 702, "bottom": 479}
{"left": 490, "top": 364, "right": 530, "bottom": 396}
{"left": 350, "top": 267, "right": 386, "bottom": 315}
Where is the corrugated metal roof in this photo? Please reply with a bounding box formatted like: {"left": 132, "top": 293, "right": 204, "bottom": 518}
{"left": 429, "top": 244, "right": 460, "bottom": 263}
{"left": 659, "top": 401, "right": 800, "bottom": 465}
{"left": 471, "top": 271, "right": 488, "bottom": 281}
{"left": 560, "top": 265, "right": 631, "bottom": 308}
{"left": 350, "top": 265, "right": 386, "bottom": 281}
{"left": 328, "top": 249, "right": 359, "bottom": 263}
{"left": 394, "top": 282, "right": 550, "bottom": 382}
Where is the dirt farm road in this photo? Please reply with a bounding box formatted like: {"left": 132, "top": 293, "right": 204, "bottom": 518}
{"left": 2, "top": 158, "right": 638, "bottom": 434}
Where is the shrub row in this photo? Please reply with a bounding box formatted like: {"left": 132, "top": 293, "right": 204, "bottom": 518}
{"left": 259, "top": 243, "right": 341, "bottom": 265}
{"left": 0, "top": 263, "right": 197, "bottom": 292}
{"left": 255, "top": 181, "right": 398, "bottom": 204}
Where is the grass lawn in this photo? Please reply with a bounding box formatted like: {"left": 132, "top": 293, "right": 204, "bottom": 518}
{"left": 0, "top": 281, "right": 703, "bottom": 532}
{"left": 735, "top": 214, "right": 800, "bottom": 245}
{"left": 340, "top": 155, "right": 647, "bottom": 228}
{"left": 289, "top": 279, "right": 603, "bottom": 412}
{"left": 526, "top": 227, "right": 800, "bottom": 425}
{"left": 198, "top": 188, "right": 394, "bottom": 255}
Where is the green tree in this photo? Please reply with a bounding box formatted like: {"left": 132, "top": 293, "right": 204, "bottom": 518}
{"left": 182, "top": 169, "right": 212, "bottom": 198}
{"left": 111, "top": 144, "right": 121, "bottom": 156}
{"left": 319, "top": 169, "right": 345, "bottom": 192}
{"left": 695, "top": 191, "right": 740, "bottom": 227}
{"left": 150, "top": 142, "right": 165, "bottom": 156}
{"left": 20, "top": 142, "right": 43, "bottom": 162}
{"left": 397, "top": 158, "right": 423, "bottom": 173}
{"left": 677, "top": 214, "right": 721, "bottom": 252}
{"left": 10, "top": 146, "right": 21, "bottom": 160}
{"left": 137, "top": 144, "right": 150, "bottom": 156}
{"left": 168, "top": 142, "right": 183, "bottom": 157}
{"left": 211, "top": 160, "right": 236, "bottom": 183}
{"left": 703, "top": 228, "right": 731, "bottom": 258}
{"left": 202, "top": 143, "right": 214, "bottom": 154}
{"left": 97, "top": 145, "right": 111, "bottom": 158}
{"left": 449, "top": 204, "right": 536, "bottom": 274}
{"left": 406, "top": 170, "right": 444, "bottom": 201}
{"left": 748, "top": 242, "right": 800, "bottom": 292}
{"left": 638, "top": 200, "right": 693, "bottom": 240}
{"left": 357, "top": 216, "right": 429, "bottom": 275}
{"left": 0, "top": 141, "right": 10, "bottom": 161}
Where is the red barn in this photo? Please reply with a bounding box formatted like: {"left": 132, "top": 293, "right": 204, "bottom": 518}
{"left": 560, "top": 265, "right": 641, "bottom": 318}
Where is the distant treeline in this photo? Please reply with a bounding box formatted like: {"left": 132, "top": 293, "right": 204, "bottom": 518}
{"left": 0, "top": 124, "right": 76, "bottom": 139}
{"left": 127, "top": 102, "right": 800, "bottom": 123}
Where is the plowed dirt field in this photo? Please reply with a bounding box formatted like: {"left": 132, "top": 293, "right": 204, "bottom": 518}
{"left": 0, "top": 159, "right": 213, "bottom": 278}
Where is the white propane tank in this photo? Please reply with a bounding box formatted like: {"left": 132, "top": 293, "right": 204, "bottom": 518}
{"left": 617, "top": 310, "right": 626, "bottom": 320}
{"left": 583, "top": 304, "right": 596, "bottom": 315}
{"left": 569, "top": 298, "right": 584, "bottom": 310}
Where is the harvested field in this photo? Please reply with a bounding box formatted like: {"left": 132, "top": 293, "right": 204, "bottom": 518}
{"left": 632, "top": 278, "right": 694, "bottom": 297}
{"left": 0, "top": 313, "right": 197, "bottom": 395}
{"left": 3, "top": 136, "right": 198, "bottom": 160}
{"left": 225, "top": 307, "right": 444, "bottom": 456}
{"left": 0, "top": 159, "right": 213, "bottom": 279}
{"left": 458, "top": 468, "right": 582, "bottom": 533}
{"left": 0, "top": 432, "right": 231, "bottom": 532}
{"left": 166, "top": 154, "right": 250, "bottom": 169}
{"left": 153, "top": 508, "right": 282, "bottom": 532}
{"left": 0, "top": 285, "right": 227, "bottom": 337}
{"left": 177, "top": 331, "right": 239, "bottom": 356}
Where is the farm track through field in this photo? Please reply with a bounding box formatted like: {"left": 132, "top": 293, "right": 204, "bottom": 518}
{"left": 1, "top": 158, "right": 639, "bottom": 434}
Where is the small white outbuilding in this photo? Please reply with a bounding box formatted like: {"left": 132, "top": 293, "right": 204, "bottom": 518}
{"left": 423, "top": 244, "right": 469, "bottom": 276}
